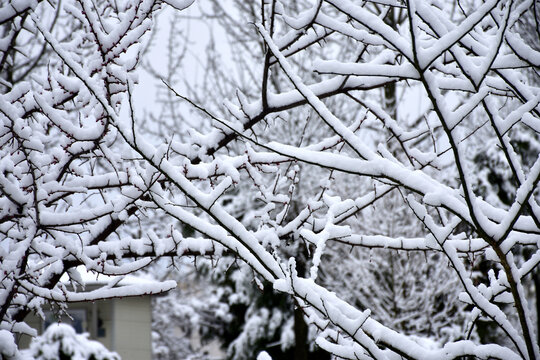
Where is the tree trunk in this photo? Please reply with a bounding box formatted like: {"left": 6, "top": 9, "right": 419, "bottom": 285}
{"left": 294, "top": 304, "right": 309, "bottom": 360}
{"left": 535, "top": 269, "right": 540, "bottom": 344}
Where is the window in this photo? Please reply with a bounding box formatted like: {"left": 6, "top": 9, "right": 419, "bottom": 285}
{"left": 43, "top": 309, "right": 87, "bottom": 334}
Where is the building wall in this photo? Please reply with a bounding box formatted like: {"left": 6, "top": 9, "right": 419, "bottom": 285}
{"left": 112, "top": 297, "right": 152, "bottom": 360}
{"left": 18, "top": 316, "right": 40, "bottom": 349}
{"left": 18, "top": 296, "right": 152, "bottom": 360}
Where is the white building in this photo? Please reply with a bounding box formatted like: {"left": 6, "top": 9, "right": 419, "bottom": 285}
{"left": 19, "top": 268, "right": 159, "bottom": 360}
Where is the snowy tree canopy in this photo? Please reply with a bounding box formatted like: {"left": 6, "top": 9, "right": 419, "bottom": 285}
{"left": 0, "top": 0, "right": 186, "bottom": 356}
{"left": 1, "top": 0, "right": 540, "bottom": 359}
{"left": 24, "top": 324, "right": 120, "bottom": 360}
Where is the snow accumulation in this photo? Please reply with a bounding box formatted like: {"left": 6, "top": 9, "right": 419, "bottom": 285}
{"left": 60, "top": 266, "right": 158, "bottom": 287}
{"left": 23, "top": 324, "right": 120, "bottom": 360}
{"left": 256, "top": 351, "right": 273, "bottom": 360}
